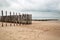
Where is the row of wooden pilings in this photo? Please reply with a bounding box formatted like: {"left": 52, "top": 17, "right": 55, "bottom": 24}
{"left": 0, "top": 10, "right": 32, "bottom": 27}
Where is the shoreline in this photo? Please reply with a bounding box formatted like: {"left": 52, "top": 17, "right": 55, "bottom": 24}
{"left": 32, "top": 19, "right": 59, "bottom": 21}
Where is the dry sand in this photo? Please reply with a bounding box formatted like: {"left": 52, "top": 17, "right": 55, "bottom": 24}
{"left": 0, "top": 21, "right": 60, "bottom": 40}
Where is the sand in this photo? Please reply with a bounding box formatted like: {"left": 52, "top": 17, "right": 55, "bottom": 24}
{"left": 0, "top": 21, "right": 60, "bottom": 40}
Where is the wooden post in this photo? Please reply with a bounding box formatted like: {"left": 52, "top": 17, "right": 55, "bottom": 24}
{"left": 5, "top": 11, "right": 7, "bottom": 26}
{"left": 16, "top": 13, "right": 18, "bottom": 26}
{"left": 19, "top": 13, "right": 21, "bottom": 25}
{"left": 13, "top": 12, "right": 15, "bottom": 26}
{"left": 18, "top": 14, "right": 20, "bottom": 25}
{"left": 22, "top": 14, "right": 27, "bottom": 24}
{"left": 31, "top": 14, "right": 32, "bottom": 24}
{"left": 26, "top": 14, "right": 27, "bottom": 24}
{"left": 1, "top": 10, "right": 3, "bottom": 27}
{"left": 26, "top": 14, "right": 32, "bottom": 24}
{"left": 26, "top": 14, "right": 28, "bottom": 24}
{"left": 30, "top": 14, "right": 32, "bottom": 24}
{"left": 10, "top": 11, "right": 12, "bottom": 26}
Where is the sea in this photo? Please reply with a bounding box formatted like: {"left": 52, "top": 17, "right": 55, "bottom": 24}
{"left": 29, "top": 12, "right": 60, "bottom": 19}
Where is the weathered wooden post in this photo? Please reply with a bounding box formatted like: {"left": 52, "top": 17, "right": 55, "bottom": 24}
{"left": 25, "top": 14, "right": 27, "bottom": 24}
{"left": 5, "top": 11, "right": 7, "bottom": 26}
{"left": 30, "top": 14, "right": 32, "bottom": 24}
{"left": 17, "top": 13, "right": 19, "bottom": 26}
{"left": 13, "top": 12, "right": 15, "bottom": 26}
{"left": 10, "top": 11, "right": 12, "bottom": 26}
{"left": 29, "top": 14, "right": 32, "bottom": 24}
{"left": 22, "top": 14, "right": 27, "bottom": 24}
{"left": 22, "top": 14, "right": 24, "bottom": 24}
{"left": 26, "top": 14, "right": 32, "bottom": 24}
{"left": 16, "top": 13, "right": 18, "bottom": 25}
{"left": 19, "top": 13, "right": 21, "bottom": 25}
{"left": 1, "top": 10, "right": 3, "bottom": 27}
{"left": 26, "top": 14, "right": 28, "bottom": 24}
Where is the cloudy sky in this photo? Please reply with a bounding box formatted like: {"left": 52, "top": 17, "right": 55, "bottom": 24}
{"left": 0, "top": 0, "right": 60, "bottom": 19}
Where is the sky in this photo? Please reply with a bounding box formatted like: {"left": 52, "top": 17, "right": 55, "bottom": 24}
{"left": 0, "top": 0, "right": 60, "bottom": 19}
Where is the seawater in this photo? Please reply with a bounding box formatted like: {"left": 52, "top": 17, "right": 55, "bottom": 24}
{"left": 30, "top": 12, "right": 60, "bottom": 19}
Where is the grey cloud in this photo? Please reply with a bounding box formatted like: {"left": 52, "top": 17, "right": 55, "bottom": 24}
{"left": 0, "top": 0, "right": 10, "bottom": 8}
{"left": 0, "top": 0, "right": 60, "bottom": 12}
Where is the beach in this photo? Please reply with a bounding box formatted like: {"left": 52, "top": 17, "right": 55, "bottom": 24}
{"left": 0, "top": 21, "right": 60, "bottom": 40}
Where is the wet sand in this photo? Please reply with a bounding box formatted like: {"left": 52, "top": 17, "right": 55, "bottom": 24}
{"left": 0, "top": 21, "right": 60, "bottom": 40}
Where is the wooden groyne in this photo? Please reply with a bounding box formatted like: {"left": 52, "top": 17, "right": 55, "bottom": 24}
{"left": 0, "top": 10, "right": 32, "bottom": 27}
